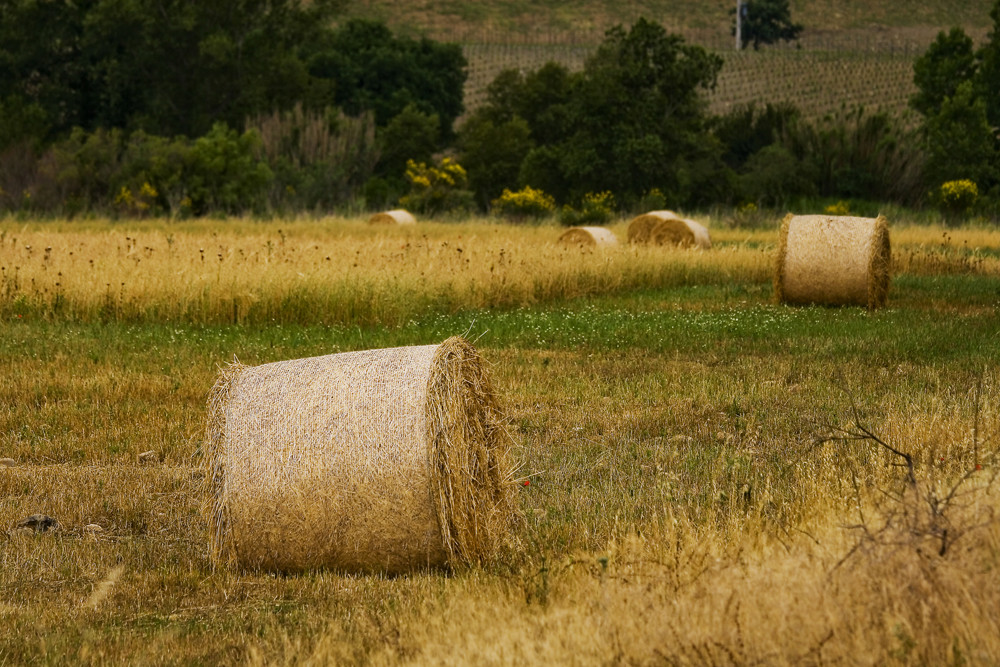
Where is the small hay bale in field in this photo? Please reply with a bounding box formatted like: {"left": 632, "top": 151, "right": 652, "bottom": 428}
{"left": 557, "top": 226, "right": 618, "bottom": 247}
{"left": 368, "top": 209, "right": 417, "bottom": 225}
{"left": 204, "top": 337, "right": 518, "bottom": 574}
{"left": 627, "top": 211, "right": 711, "bottom": 248}
{"left": 774, "top": 214, "right": 891, "bottom": 309}
{"left": 627, "top": 210, "right": 680, "bottom": 244}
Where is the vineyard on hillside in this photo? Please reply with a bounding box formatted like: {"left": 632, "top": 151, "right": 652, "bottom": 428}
{"left": 706, "top": 50, "right": 920, "bottom": 121}
{"left": 459, "top": 23, "right": 992, "bottom": 123}
{"left": 462, "top": 42, "right": 923, "bottom": 122}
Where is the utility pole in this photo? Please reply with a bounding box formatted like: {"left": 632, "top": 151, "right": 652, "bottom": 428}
{"left": 735, "top": 0, "right": 743, "bottom": 51}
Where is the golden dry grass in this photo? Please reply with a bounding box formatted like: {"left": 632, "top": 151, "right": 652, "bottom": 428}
{"left": 0, "top": 217, "right": 769, "bottom": 325}
{"left": 4, "top": 341, "right": 999, "bottom": 664}
{"left": 2, "top": 215, "right": 1000, "bottom": 664}
{"left": 4, "top": 217, "right": 997, "bottom": 327}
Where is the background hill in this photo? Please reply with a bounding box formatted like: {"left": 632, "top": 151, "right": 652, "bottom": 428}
{"left": 341, "top": 0, "right": 995, "bottom": 121}
{"left": 341, "top": 0, "right": 992, "bottom": 44}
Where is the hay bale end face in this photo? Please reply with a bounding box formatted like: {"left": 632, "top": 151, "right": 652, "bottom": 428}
{"left": 204, "top": 337, "right": 518, "bottom": 574}
{"left": 627, "top": 211, "right": 711, "bottom": 249}
{"left": 774, "top": 214, "right": 891, "bottom": 309}
{"left": 368, "top": 209, "right": 417, "bottom": 225}
{"left": 558, "top": 226, "right": 618, "bottom": 247}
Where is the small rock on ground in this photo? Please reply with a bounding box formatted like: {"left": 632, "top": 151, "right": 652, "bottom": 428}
{"left": 0, "top": 458, "right": 15, "bottom": 467}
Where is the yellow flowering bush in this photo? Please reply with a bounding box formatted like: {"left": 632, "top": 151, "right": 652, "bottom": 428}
{"left": 730, "top": 201, "right": 765, "bottom": 228}
{"left": 560, "top": 191, "right": 616, "bottom": 226}
{"left": 399, "top": 157, "right": 474, "bottom": 215}
{"left": 638, "top": 188, "right": 667, "bottom": 211}
{"left": 114, "top": 181, "right": 160, "bottom": 217}
{"left": 491, "top": 186, "right": 555, "bottom": 222}
{"left": 824, "top": 200, "right": 851, "bottom": 216}
{"left": 937, "top": 179, "right": 978, "bottom": 220}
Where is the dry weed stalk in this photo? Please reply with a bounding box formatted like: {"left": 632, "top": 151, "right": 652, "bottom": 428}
{"left": 815, "top": 380, "right": 998, "bottom": 565}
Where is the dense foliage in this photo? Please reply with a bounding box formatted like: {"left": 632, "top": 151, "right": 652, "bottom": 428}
{"left": 0, "top": 2, "right": 466, "bottom": 216}
{"left": 0, "top": 0, "right": 344, "bottom": 142}
{"left": 910, "top": 2, "right": 1000, "bottom": 213}
{"left": 731, "top": 0, "right": 804, "bottom": 51}
{"left": 461, "top": 19, "right": 726, "bottom": 211}
{"left": 1, "top": 0, "right": 999, "bottom": 219}
{"left": 304, "top": 20, "right": 466, "bottom": 138}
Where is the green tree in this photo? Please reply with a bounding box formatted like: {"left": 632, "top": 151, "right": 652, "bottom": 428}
{"left": 303, "top": 19, "right": 467, "bottom": 138}
{"left": 910, "top": 4, "right": 1000, "bottom": 202}
{"left": 185, "top": 124, "right": 273, "bottom": 214}
{"left": 975, "top": 0, "right": 1000, "bottom": 129}
{"left": 732, "top": 0, "right": 803, "bottom": 51}
{"left": 458, "top": 115, "right": 534, "bottom": 209}
{"left": 521, "top": 19, "right": 724, "bottom": 206}
{"left": 0, "top": 96, "right": 50, "bottom": 151}
{"left": 476, "top": 63, "right": 576, "bottom": 145}
{"left": 712, "top": 101, "right": 800, "bottom": 170}
{"left": 923, "top": 82, "right": 998, "bottom": 191}
{"left": 0, "top": 0, "right": 344, "bottom": 141}
{"left": 375, "top": 103, "right": 440, "bottom": 182}
{"left": 738, "top": 144, "right": 816, "bottom": 205}
{"left": 910, "top": 27, "right": 977, "bottom": 118}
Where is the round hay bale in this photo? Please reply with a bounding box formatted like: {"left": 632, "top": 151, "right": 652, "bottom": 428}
{"left": 204, "top": 337, "right": 518, "bottom": 574}
{"left": 626, "top": 210, "right": 680, "bottom": 244}
{"left": 557, "top": 226, "right": 618, "bottom": 247}
{"left": 368, "top": 209, "right": 416, "bottom": 225}
{"left": 627, "top": 211, "right": 711, "bottom": 248}
{"left": 774, "top": 214, "right": 891, "bottom": 309}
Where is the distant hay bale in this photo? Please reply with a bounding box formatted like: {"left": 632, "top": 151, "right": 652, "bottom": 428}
{"left": 627, "top": 211, "right": 711, "bottom": 248}
{"left": 774, "top": 214, "right": 891, "bottom": 309}
{"left": 557, "top": 226, "right": 618, "bottom": 247}
{"left": 204, "top": 337, "right": 518, "bottom": 574}
{"left": 368, "top": 209, "right": 416, "bottom": 225}
{"left": 626, "top": 210, "right": 680, "bottom": 244}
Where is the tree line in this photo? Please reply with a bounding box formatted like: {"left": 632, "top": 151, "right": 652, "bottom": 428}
{"left": 0, "top": 0, "right": 997, "bottom": 220}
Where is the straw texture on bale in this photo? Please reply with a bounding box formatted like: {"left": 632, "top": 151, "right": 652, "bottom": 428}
{"left": 368, "top": 209, "right": 416, "bottom": 225}
{"left": 627, "top": 211, "right": 711, "bottom": 248}
{"left": 557, "top": 226, "right": 618, "bottom": 247}
{"left": 204, "top": 337, "right": 518, "bottom": 574}
{"left": 774, "top": 214, "right": 891, "bottom": 309}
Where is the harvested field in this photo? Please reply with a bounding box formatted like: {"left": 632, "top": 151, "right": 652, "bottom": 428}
{"left": 2, "top": 215, "right": 1000, "bottom": 664}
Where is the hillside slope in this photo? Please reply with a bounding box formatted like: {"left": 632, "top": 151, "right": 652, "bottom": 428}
{"left": 343, "top": 0, "right": 994, "bottom": 45}
{"left": 341, "top": 1, "right": 994, "bottom": 123}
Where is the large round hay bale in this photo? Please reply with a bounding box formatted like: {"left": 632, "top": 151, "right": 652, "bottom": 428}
{"left": 204, "top": 337, "right": 518, "bottom": 574}
{"left": 627, "top": 211, "right": 711, "bottom": 248}
{"left": 557, "top": 226, "right": 618, "bottom": 247}
{"left": 774, "top": 214, "right": 891, "bottom": 309}
{"left": 368, "top": 209, "right": 416, "bottom": 225}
